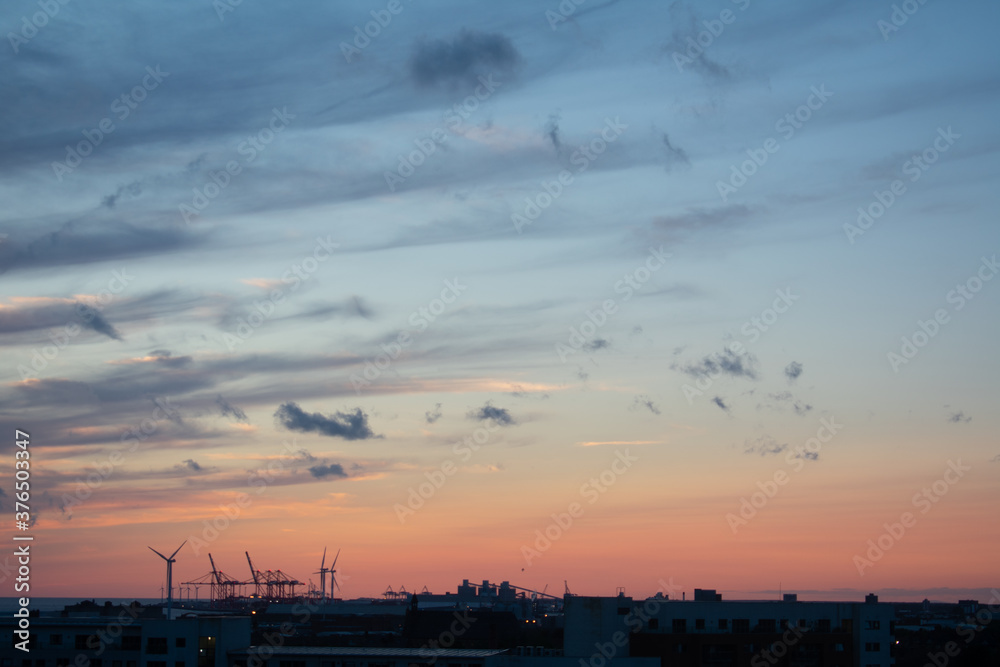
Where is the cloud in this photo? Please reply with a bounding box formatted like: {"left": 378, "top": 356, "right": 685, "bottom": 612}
{"left": 743, "top": 436, "right": 787, "bottom": 457}
{"left": 583, "top": 338, "right": 610, "bottom": 352}
{"left": 469, "top": 402, "right": 516, "bottom": 426}
{"left": 631, "top": 395, "right": 661, "bottom": 415}
{"left": 0, "top": 298, "right": 123, "bottom": 341}
{"left": 712, "top": 396, "right": 730, "bottom": 413}
{"left": 0, "top": 221, "right": 207, "bottom": 274}
{"left": 765, "top": 391, "right": 812, "bottom": 416}
{"left": 182, "top": 459, "right": 202, "bottom": 472}
{"left": 947, "top": 411, "right": 972, "bottom": 424}
{"left": 673, "top": 347, "right": 759, "bottom": 381}
{"left": 216, "top": 395, "right": 248, "bottom": 423}
{"left": 410, "top": 29, "right": 520, "bottom": 89}
{"left": 785, "top": 361, "right": 803, "bottom": 382}
{"left": 274, "top": 403, "right": 379, "bottom": 440}
{"left": 309, "top": 463, "right": 347, "bottom": 479}
{"left": 545, "top": 112, "right": 561, "bottom": 152}
{"left": 661, "top": 133, "right": 690, "bottom": 170}
{"left": 425, "top": 403, "right": 443, "bottom": 424}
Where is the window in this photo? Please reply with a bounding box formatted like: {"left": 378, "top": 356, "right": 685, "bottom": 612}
{"left": 672, "top": 619, "right": 686, "bottom": 634}
{"left": 817, "top": 619, "right": 831, "bottom": 632}
{"left": 648, "top": 618, "right": 659, "bottom": 630}
{"left": 91, "top": 662, "right": 102, "bottom": 667}
{"left": 695, "top": 619, "right": 705, "bottom": 630}
{"left": 113, "top": 661, "right": 123, "bottom": 667}
{"left": 50, "top": 635, "right": 63, "bottom": 646}
{"left": 147, "top": 638, "right": 169, "bottom": 655}
{"left": 718, "top": 619, "right": 728, "bottom": 630}
{"left": 176, "top": 638, "right": 187, "bottom": 648}
{"left": 779, "top": 619, "right": 788, "bottom": 631}
{"left": 56, "top": 661, "right": 69, "bottom": 667}
{"left": 121, "top": 636, "right": 141, "bottom": 651}
{"left": 758, "top": 619, "right": 776, "bottom": 633}
{"left": 76, "top": 635, "right": 91, "bottom": 650}
{"left": 176, "top": 663, "right": 185, "bottom": 667}
{"left": 278, "top": 662, "right": 306, "bottom": 667}
{"left": 866, "top": 620, "right": 881, "bottom": 630}
{"left": 733, "top": 619, "right": 750, "bottom": 633}
{"left": 148, "top": 662, "right": 167, "bottom": 667}
{"left": 865, "top": 642, "right": 881, "bottom": 652}
{"left": 617, "top": 607, "right": 629, "bottom": 615}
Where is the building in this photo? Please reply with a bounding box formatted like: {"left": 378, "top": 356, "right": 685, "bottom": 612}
{"left": 226, "top": 647, "right": 658, "bottom": 667}
{"left": 565, "top": 591, "right": 895, "bottom": 667}
{"left": 1, "top": 611, "right": 251, "bottom": 667}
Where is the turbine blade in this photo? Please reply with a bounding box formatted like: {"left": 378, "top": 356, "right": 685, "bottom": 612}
{"left": 148, "top": 546, "right": 168, "bottom": 560}
{"left": 168, "top": 540, "right": 188, "bottom": 560}
{"left": 331, "top": 548, "right": 340, "bottom": 569}
{"left": 320, "top": 547, "right": 326, "bottom": 570}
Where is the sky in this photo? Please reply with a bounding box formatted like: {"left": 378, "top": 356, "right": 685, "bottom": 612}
{"left": 0, "top": 0, "right": 998, "bottom": 604}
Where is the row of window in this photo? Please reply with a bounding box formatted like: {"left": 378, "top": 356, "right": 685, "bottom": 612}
{"left": 646, "top": 617, "right": 883, "bottom": 633}
{"left": 44, "top": 635, "right": 189, "bottom": 651}
{"left": 22, "top": 662, "right": 184, "bottom": 667}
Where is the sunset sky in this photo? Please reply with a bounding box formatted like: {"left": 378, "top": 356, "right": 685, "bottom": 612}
{"left": 1, "top": 0, "right": 998, "bottom": 603}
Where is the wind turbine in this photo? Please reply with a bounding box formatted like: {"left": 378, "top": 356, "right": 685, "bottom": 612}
{"left": 314, "top": 547, "right": 329, "bottom": 603}
{"left": 148, "top": 541, "right": 186, "bottom": 619}
{"left": 328, "top": 548, "right": 341, "bottom": 600}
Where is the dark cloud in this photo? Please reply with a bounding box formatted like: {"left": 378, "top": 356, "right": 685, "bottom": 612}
{"left": 0, "top": 299, "right": 122, "bottom": 341}
{"left": 662, "top": 133, "right": 690, "bottom": 170}
{"left": 546, "top": 112, "right": 561, "bottom": 152}
{"left": 182, "top": 459, "right": 202, "bottom": 472}
{"left": 470, "top": 402, "right": 516, "bottom": 426}
{"left": 947, "top": 411, "right": 971, "bottom": 424}
{"left": 102, "top": 180, "right": 143, "bottom": 209}
{"left": 765, "top": 391, "right": 811, "bottom": 416}
{"left": 665, "top": 3, "right": 734, "bottom": 82}
{"left": 784, "top": 361, "right": 803, "bottom": 382}
{"left": 410, "top": 30, "right": 520, "bottom": 88}
{"left": 743, "top": 436, "right": 787, "bottom": 456}
{"left": 309, "top": 463, "right": 347, "bottom": 479}
{"left": 583, "top": 338, "right": 610, "bottom": 352}
{"left": 216, "top": 395, "right": 248, "bottom": 423}
{"left": 275, "top": 402, "right": 379, "bottom": 440}
{"left": 631, "top": 395, "right": 661, "bottom": 415}
{"left": 673, "top": 347, "right": 759, "bottom": 381}
{"left": 712, "top": 396, "right": 730, "bottom": 413}
{"left": 425, "top": 403, "right": 443, "bottom": 424}
{"left": 0, "top": 221, "right": 207, "bottom": 274}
